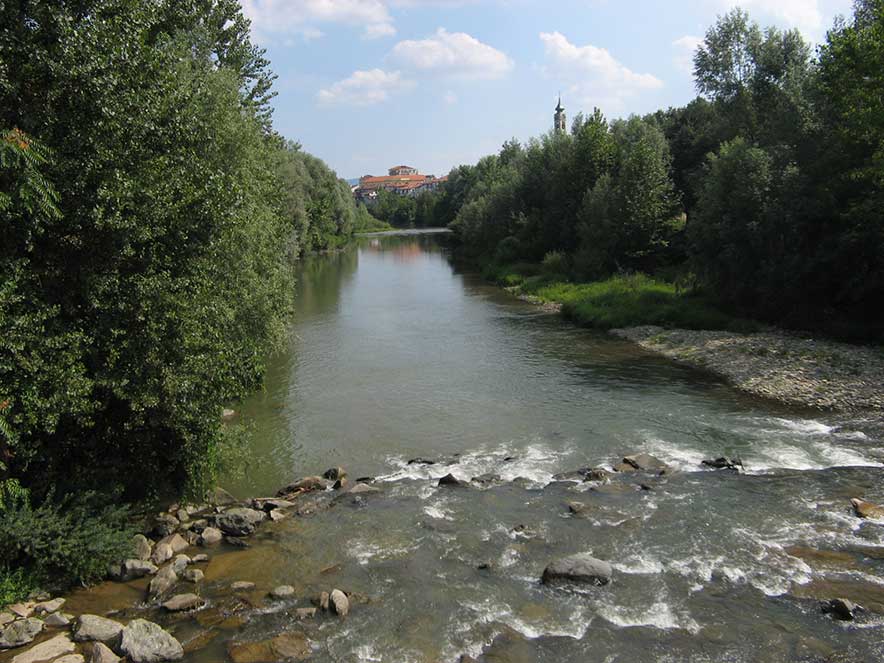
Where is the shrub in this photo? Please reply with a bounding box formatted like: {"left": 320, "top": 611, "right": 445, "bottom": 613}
{"left": 541, "top": 251, "right": 569, "bottom": 276}
{"left": 0, "top": 490, "right": 134, "bottom": 588}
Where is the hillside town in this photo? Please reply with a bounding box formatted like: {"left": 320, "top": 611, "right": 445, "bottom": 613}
{"left": 352, "top": 165, "right": 447, "bottom": 203}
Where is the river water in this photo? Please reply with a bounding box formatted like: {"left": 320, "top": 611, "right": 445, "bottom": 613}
{"left": 70, "top": 232, "right": 884, "bottom": 661}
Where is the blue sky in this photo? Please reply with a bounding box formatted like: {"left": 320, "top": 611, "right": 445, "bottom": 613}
{"left": 243, "top": 0, "right": 852, "bottom": 180}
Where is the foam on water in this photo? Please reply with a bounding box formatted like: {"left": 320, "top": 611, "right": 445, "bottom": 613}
{"left": 377, "top": 441, "right": 574, "bottom": 488}
{"left": 459, "top": 597, "right": 591, "bottom": 641}
{"left": 595, "top": 600, "right": 700, "bottom": 633}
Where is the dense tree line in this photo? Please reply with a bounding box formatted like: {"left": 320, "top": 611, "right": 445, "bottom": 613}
{"left": 438, "top": 2, "right": 884, "bottom": 338}
{"left": 0, "top": 0, "right": 365, "bottom": 593}
{"left": 366, "top": 188, "right": 439, "bottom": 229}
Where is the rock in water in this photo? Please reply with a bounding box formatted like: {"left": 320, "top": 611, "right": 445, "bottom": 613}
{"left": 162, "top": 594, "right": 204, "bottom": 612}
{"left": 330, "top": 589, "right": 349, "bottom": 616}
{"left": 122, "top": 559, "right": 158, "bottom": 580}
{"left": 157, "top": 534, "right": 189, "bottom": 554}
{"left": 541, "top": 553, "right": 612, "bottom": 586}
{"left": 33, "top": 598, "right": 64, "bottom": 615}
{"left": 231, "top": 581, "right": 256, "bottom": 592}
{"left": 851, "top": 498, "right": 884, "bottom": 519}
{"left": 822, "top": 598, "right": 862, "bottom": 621}
{"left": 438, "top": 473, "right": 463, "bottom": 487}
{"left": 227, "top": 632, "right": 310, "bottom": 663}
{"left": 10, "top": 634, "right": 75, "bottom": 663}
{"left": 151, "top": 542, "right": 173, "bottom": 565}
{"left": 184, "top": 569, "right": 204, "bottom": 583}
{"left": 53, "top": 655, "right": 85, "bottom": 663}
{"left": 118, "top": 619, "right": 183, "bottom": 663}
{"left": 621, "top": 453, "right": 668, "bottom": 472}
{"left": 149, "top": 566, "right": 179, "bottom": 599}
{"left": 701, "top": 457, "right": 741, "bottom": 471}
{"left": 269, "top": 585, "right": 295, "bottom": 600}
{"left": 199, "top": 527, "right": 222, "bottom": 546}
{"left": 323, "top": 467, "right": 346, "bottom": 481}
{"left": 91, "top": 643, "right": 121, "bottom": 663}
{"left": 0, "top": 618, "right": 44, "bottom": 649}
{"left": 44, "top": 612, "right": 71, "bottom": 627}
{"left": 207, "top": 486, "right": 237, "bottom": 506}
{"left": 73, "top": 615, "right": 124, "bottom": 644}
{"left": 213, "top": 508, "right": 266, "bottom": 537}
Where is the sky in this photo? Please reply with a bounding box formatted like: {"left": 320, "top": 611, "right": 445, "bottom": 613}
{"left": 242, "top": 0, "right": 854, "bottom": 180}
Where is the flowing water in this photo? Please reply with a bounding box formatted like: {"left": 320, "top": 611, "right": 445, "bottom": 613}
{"left": 68, "top": 232, "right": 884, "bottom": 661}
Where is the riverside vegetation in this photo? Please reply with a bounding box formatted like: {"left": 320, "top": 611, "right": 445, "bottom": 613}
{"left": 414, "top": 4, "right": 884, "bottom": 345}
{"left": 0, "top": 0, "right": 883, "bottom": 656}
{"left": 0, "top": 0, "right": 380, "bottom": 603}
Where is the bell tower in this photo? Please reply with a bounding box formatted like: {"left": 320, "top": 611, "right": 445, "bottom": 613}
{"left": 554, "top": 95, "right": 566, "bottom": 134}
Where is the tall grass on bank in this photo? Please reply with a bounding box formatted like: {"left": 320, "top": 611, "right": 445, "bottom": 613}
{"left": 483, "top": 264, "right": 758, "bottom": 332}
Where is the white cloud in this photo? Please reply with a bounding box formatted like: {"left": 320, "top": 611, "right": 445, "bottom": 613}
{"left": 317, "top": 69, "right": 413, "bottom": 106}
{"left": 673, "top": 35, "right": 703, "bottom": 75}
{"left": 539, "top": 32, "right": 663, "bottom": 111}
{"left": 242, "top": 0, "right": 396, "bottom": 41}
{"left": 389, "top": 28, "right": 514, "bottom": 79}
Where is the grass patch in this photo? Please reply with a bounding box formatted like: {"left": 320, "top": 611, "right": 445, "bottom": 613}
{"left": 0, "top": 566, "right": 39, "bottom": 608}
{"left": 485, "top": 265, "right": 759, "bottom": 332}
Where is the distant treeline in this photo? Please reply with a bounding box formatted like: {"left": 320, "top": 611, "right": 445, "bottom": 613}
{"left": 0, "top": 0, "right": 371, "bottom": 596}
{"left": 430, "top": 4, "right": 884, "bottom": 340}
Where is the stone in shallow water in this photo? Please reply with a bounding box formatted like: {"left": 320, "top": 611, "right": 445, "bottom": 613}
{"left": 53, "top": 655, "right": 85, "bottom": 663}
{"left": 73, "top": 614, "right": 124, "bottom": 644}
{"left": 162, "top": 593, "right": 205, "bottom": 612}
{"left": 8, "top": 603, "right": 34, "bottom": 619}
{"left": 118, "top": 619, "right": 183, "bottom": 663}
{"left": 330, "top": 589, "right": 349, "bottom": 616}
{"left": 230, "top": 581, "right": 255, "bottom": 592}
{"left": 44, "top": 612, "right": 71, "bottom": 627}
{"left": 227, "top": 632, "right": 310, "bottom": 663}
{"left": 122, "top": 559, "right": 158, "bottom": 580}
{"left": 851, "top": 498, "right": 884, "bottom": 519}
{"left": 621, "top": 453, "right": 668, "bottom": 472}
{"left": 437, "top": 473, "right": 464, "bottom": 487}
{"left": 0, "top": 618, "right": 44, "bottom": 649}
{"left": 199, "top": 527, "right": 222, "bottom": 546}
{"left": 148, "top": 565, "right": 178, "bottom": 599}
{"left": 10, "top": 634, "right": 75, "bottom": 663}
{"left": 822, "top": 598, "right": 862, "bottom": 621}
{"left": 184, "top": 568, "right": 204, "bottom": 583}
{"left": 269, "top": 585, "right": 295, "bottom": 599}
{"left": 541, "top": 553, "right": 612, "bottom": 586}
{"left": 33, "top": 598, "right": 64, "bottom": 615}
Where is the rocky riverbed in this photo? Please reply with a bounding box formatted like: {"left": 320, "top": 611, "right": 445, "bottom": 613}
{"left": 611, "top": 326, "right": 884, "bottom": 413}
{"left": 3, "top": 458, "right": 883, "bottom": 663}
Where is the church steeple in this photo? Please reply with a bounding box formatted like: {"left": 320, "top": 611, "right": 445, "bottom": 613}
{"left": 554, "top": 95, "right": 566, "bottom": 133}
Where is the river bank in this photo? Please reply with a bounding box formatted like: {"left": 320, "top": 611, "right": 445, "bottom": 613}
{"left": 498, "top": 273, "right": 884, "bottom": 414}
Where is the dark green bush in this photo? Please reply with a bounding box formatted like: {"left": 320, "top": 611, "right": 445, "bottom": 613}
{"left": 0, "top": 490, "right": 134, "bottom": 588}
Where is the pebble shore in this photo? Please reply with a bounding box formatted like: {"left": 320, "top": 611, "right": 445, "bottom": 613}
{"left": 612, "top": 325, "right": 884, "bottom": 412}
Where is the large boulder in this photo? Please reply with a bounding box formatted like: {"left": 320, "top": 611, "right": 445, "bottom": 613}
{"left": 157, "top": 534, "right": 189, "bottom": 554}
{"left": 541, "top": 553, "right": 612, "bottom": 586}
{"left": 437, "top": 473, "right": 464, "bottom": 487}
{"left": 73, "top": 615, "right": 124, "bottom": 644}
{"left": 10, "top": 634, "right": 75, "bottom": 663}
{"left": 151, "top": 542, "right": 173, "bottom": 566}
{"left": 117, "top": 619, "right": 183, "bottom": 663}
{"left": 851, "top": 498, "right": 884, "bottom": 519}
{"left": 0, "top": 618, "right": 44, "bottom": 649}
{"left": 212, "top": 508, "right": 266, "bottom": 537}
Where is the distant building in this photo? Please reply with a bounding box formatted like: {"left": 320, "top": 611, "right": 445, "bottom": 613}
{"left": 554, "top": 96, "right": 566, "bottom": 134}
{"left": 354, "top": 166, "right": 447, "bottom": 202}
{"left": 389, "top": 165, "right": 418, "bottom": 176}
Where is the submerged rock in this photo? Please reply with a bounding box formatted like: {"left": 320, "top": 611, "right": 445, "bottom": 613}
{"left": 73, "top": 615, "right": 124, "bottom": 644}
{"left": 227, "top": 632, "right": 309, "bottom": 663}
{"left": 269, "top": 585, "right": 295, "bottom": 600}
{"left": 851, "top": 498, "right": 884, "bottom": 519}
{"left": 231, "top": 581, "right": 256, "bottom": 592}
{"left": 541, "top": 553, "right": 612, "bottom": 586}
{"left": 566, "top": 501, "right": 591, "bottom": 516}
{"left": 117, "top": 619, "right": 183, "bottom": 663}
{"left": 294, "top": 608, "right": 316, "bottom": 620}
{"left": 471, "top": 473, "right": 502, "bottom": 486}
{"left": 10, "top": 634, "right": 75, "bottom": 663}
{"left": 407, "top": 458, "right": 436, "bottom": 466}
{"left": 0, "top": 618, "right": 44, "bottom": 649}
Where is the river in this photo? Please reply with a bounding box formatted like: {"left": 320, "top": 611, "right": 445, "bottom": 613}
{"left": 71, "top": 231, "right": 884, "bottom": 661}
